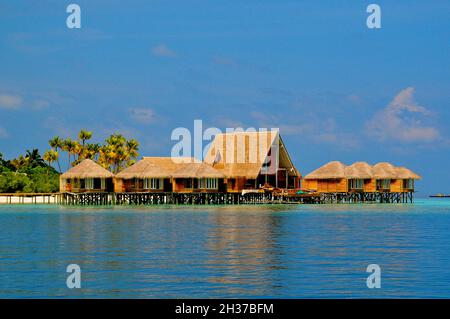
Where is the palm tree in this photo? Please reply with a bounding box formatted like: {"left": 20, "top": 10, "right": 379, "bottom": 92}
{"left": 62, "top": 138, "right": 76, "bottom": 169}
{"left": 10, "top": 155, "right": 29, "bottom": 172}
{"left": 43, "top": 150, "right": 58, "bottom": 175}
{"left": 49, "top": 136, "right": 63, "bottom": 173}
{"left": 25, "top": 149, "right": 45, "bottom": 168}
{"left": 85, "top": 143, "right": 101, "bottom": 160}
{"left": 78, "top": 130, "right": 92, "bottom": 148}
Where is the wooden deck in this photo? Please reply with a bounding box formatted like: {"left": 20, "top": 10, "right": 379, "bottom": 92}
{"left": 58, "top": 191, "right": 415, "bottom": 205}
{"left": 0, "top": 191, "right": 415, "bottom": 206}
{"left": 0, "top": 193, "right": 62, "bottom": 204}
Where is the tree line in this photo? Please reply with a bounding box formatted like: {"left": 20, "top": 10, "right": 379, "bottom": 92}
{"left": 0, "top": 130, "right": 140, "bottom": 193}
{"left": 45, "top": 130, "right": 139, "bottom": 174}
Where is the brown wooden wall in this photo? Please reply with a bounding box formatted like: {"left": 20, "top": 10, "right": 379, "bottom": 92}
{"left": 364, "top": 179, "right": 376, "bottom": 192}
{"left": 309, "top": 179, "right": 348, "bottom": 193}
{"left": 390, "top": 179, "right": 403, "bottom": 192}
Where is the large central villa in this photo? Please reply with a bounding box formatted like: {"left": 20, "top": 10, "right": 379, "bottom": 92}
{"left": 59, "top": 130, "right": 421, "bottom": 204}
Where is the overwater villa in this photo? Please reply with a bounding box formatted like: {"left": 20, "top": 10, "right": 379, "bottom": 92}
{"left": 60, "top": 159, "right": 114, "bottom": 193}
{"left": 58, "top": 131, "right": 420, "bottom": 205}
{"left": 303, "top": 161, "right": 421, "bottom": 203}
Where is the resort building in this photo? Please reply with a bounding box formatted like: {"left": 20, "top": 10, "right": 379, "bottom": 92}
{"left": 301, "top": 161, "right": 347, "bottom": 193}
{"left": 114, "top": 157, "right": 199, "bottom": 193}
{"left": 203, "top": 130, "right": 301, "bottom": 192}
{"left": 59, "top": 159, "right": 114, "bottom": 193}
{"left": 171, "top": 162, "right": 225, "bottom": 193}
{"left": 303, "top": 161, "right": 421, "bottom": 194}
{"left": 57, "top": 131, "right": 420, "bottom": 205}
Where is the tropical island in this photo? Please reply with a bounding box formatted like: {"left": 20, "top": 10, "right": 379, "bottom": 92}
{"left": 0, "top": 130, "right": 139, "bottom": 194}
{"left": 0, "top": 129, "right": 421, "bottom": 205}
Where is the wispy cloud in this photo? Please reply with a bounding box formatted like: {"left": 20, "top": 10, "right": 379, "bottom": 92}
{"left": 32, "top": 99, "right": 51, "bottom": 110}
{"left": 366, "top": 87, "right": 439, "bottom": 143}
{"left": 151, "top": 44, "right": 177, "bottom": 58}
{"left": 0, "top": 93, "right": 22, "bottom": 109}
{"left": 129, "top": 107, "right": 156, "bottom": 124}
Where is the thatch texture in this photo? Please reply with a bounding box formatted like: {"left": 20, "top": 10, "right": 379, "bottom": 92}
{"left": 303, "top": 161, "right": 346, "bottom": 179}
{"left": 116, "top": 157, "right": 200, "bottom": 179}
{"left": 345, "top": 162, "right": 373, "bottom": 179}
{"left": 396, "top": 167, "right": 421, "bottom": 179}
{"left": 204, "top": 130, "right": 300, "bottom": 178}
{"left": 61, "top": 159, "right": 114, "bottom": 179}
{"left": 305, "top": 161, "right": 421, "bottom": 180}
{"left": 172, "top": 163, "right": 224, "bottom": 178}
{"left": 372, "top": 162, "right": 398, "bottom": 179}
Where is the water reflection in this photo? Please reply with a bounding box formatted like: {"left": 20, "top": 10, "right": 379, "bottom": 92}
{"left": 1, "top": 201, "right": 450, "bottom": 297}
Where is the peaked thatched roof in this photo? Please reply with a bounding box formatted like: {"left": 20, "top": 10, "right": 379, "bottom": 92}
{"left": 303, "top": 161, "right": 346, "bottom": 179}
{"left": 345, "top": 162, "right": 373, "bottom": 179}
{"left": 61, "top": 159, "right": 114, "bottom": 179}
{"left": 115, "top": 157, "right": 200, "bottom": 179}
{"left": 304, "top": 161, "right": 421, "bottom": 180}
{"left": 172, "top": 163, "right": 224, "bottom": 178}
{"left": 204, "top": 130, "right": 300, "bottom": 178}
{"left": 372, "top": 162, "right": 398, "bottom": 179}
{"left": 396, "top": 167, "right": 421, "bottom": 179}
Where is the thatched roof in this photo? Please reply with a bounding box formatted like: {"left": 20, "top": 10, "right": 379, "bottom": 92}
{"left": 305, "top": 161, "right": 421, "bottom": 180}
{"left": 172, "top": 163, "right": 224, "bottom": 178}
{"left": 61, "top": 159, "right": 114, "bottom": 179}
{"left": 396, "top": 167, "right": 421, "bottom": 179}
{"left": 303, "top": 161, "right": 346, "bottom": 179}
{"left": 116, "top": 157, "right": 200, "bottom": 179}
{"left": 204, "top": 130, "right": 300, "bottom": 178}
{"left": 345, "top": 162, "right": 372, "bottom": 179}
{"left": 372, "top": 162, "right": 398, "bottom": 179}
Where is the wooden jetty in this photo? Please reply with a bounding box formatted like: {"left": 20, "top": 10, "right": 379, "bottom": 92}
{"left": 0, "top": 193, "right": 62, "bottom": 204}
{"left": 51, "top": 130, "right": 420, "bottom": 206}
{"left": 58, "top": 190, "right": 414, "bottom": 205}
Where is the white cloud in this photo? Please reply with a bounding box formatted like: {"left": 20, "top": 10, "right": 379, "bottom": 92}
{"left": 129, "top": 108, "right": 156, "bottom": 124}
{"left": 0, "top": 127, "right": 8, "bottom": 139}
{"left": 151, "top": 44, "right": 177, "bottom": 58}
{"left": 0, "top": 93, "right": 22, "bottom": 109}
{"left": 366, "top": 87, "right": 439, "bottom": 143}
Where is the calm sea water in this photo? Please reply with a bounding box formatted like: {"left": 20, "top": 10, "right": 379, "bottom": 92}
{"left": 1, "top": 199, "right": 450, "bottom": 298}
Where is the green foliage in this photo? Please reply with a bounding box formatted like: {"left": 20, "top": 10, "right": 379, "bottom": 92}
{"left": 0, "top": 150, "right": 59, "bottom": 193}
{"left": 48, "top": 129, "right": 140, "bottom": 174}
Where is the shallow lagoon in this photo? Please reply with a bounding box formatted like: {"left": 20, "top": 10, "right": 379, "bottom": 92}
{"left": 1, "top": 199, "right": 450, "bottom": 298}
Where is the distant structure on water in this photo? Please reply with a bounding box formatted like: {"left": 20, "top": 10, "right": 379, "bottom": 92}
{"left": 57, "top": 130, "right": 420, "bottom": 205}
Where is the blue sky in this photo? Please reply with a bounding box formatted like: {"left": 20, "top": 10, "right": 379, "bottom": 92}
{"left": 0, "top": 0, "right": 449, "bottom": 195}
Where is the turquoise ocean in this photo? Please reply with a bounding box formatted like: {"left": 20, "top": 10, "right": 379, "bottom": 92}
{"left": 1, "top": 199, "right": 450, "bottom": 298}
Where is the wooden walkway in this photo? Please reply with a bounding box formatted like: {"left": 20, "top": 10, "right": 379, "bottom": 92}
{"left": 0, "top": 193, "right": 62, "bottom": 204}
{"left": 58, "top": 191, "right": 414, "bottom": 205}
{"left": 0, "top": 191, "right": 415, "bottom": 206}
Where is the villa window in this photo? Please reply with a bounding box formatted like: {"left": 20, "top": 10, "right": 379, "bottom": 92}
{"left": 143, "top": 178, "right": 162, "bottom": 190}
{"left": 377, "top": 179, "right": 391, "bottom": 190}
{"left": 93, "top": 178, "right": 101, "bottom": 189}
{"left": 184, "top": 179, "right": 193, "bottom": 189}
{"left": 348, "top": 179, "right": 363, "bottom": 190}
{"left": 80, "top": 179, "right": 85, "bottom": 189}
{"left": 403, "top": 179, "right": 414, "bottom": 189}
{"left": 85, "top": 178, "right": 94, "bottom": 190}
{"left": 197, "top": 178, "right": 218, "bottom": 189}
{"left": 66, "top": 179, "right": 71, "bottom": 184}
{"left": 206, "top": 178, "right": 218, "bottom": 189}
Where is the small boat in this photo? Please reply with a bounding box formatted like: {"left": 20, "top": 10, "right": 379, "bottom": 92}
{"left": 430, "top": 194, "right": 450, "bottom": 198}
